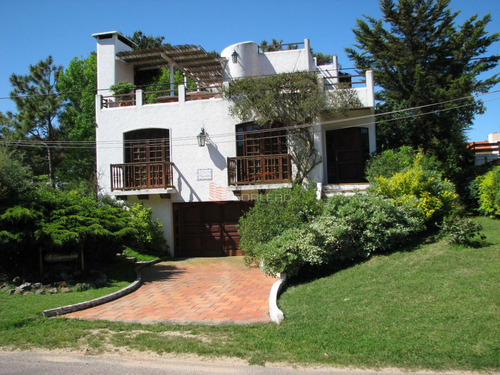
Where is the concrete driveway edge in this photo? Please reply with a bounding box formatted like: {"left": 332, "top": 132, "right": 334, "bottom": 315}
{"left": 269, "top": 272, "right": 287, "bottom": 324}
{"left": 42, "top": 259, "right": 162, "bottom": 318}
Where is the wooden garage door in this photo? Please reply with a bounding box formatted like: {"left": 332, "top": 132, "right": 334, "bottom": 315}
{"left": 173, "top": 202, "right": 253, "bottom": 257}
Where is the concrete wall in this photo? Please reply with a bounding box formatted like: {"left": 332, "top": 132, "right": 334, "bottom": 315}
{"left": 221, "top": 39, "right": 314, "bottom": 80}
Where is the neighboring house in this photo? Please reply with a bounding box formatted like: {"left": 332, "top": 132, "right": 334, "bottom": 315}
{"left": 469, "top": 132, "right": 500, "bottom": 166}
{"left": 93, "top": 31, "right": 376, "bottom": 257}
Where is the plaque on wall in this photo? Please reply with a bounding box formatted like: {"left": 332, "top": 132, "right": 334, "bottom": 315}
{"left": 197, "top": 168, "right": 213, "bottom": 181}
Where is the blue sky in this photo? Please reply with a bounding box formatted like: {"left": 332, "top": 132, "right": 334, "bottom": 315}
{"left": 1, "top": 0, "right": 499, "bottom": 141}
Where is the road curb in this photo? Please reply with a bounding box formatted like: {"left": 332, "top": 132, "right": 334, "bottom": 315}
{"left": 42, "top": 259, "right": 162, "bottom": 318}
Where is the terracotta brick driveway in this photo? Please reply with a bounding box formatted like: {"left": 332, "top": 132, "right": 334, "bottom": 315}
{"left": 65, "top": 257, "right": 277, "bottom": 324}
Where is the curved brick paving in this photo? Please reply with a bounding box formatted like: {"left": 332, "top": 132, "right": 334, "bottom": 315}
{"left": 64, "top": 257, "right": 277, "bottom": 324}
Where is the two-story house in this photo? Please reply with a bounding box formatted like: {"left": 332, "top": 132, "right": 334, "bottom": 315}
{"left": 93, "top": 31, "right": 375, "bottom": 258}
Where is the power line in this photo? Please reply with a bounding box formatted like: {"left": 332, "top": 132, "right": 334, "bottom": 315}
{"left": 3, "top": 92, "right": 499, "bottom": 151}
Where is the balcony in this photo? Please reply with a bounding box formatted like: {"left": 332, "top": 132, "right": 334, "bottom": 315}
{"left": 111, "top": 162, "right": 174, "bottom": 191}
{"left": 100, "top": 84, "right": 222, "bottom": 109}
{"left": 227, "top": 154, "right": 291, "bottom": 186}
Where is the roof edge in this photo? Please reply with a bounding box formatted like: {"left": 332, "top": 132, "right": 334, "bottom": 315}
{"left": 92, "top": 31, "right": 137, "bottom": 49}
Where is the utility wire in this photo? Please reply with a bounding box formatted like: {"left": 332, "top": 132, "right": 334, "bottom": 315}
{"left": 3, "top": 93, "right": 499, "bottom": 151}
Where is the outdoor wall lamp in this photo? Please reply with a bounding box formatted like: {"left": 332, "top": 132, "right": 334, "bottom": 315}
{"left": 197, "top": 127, "right": 207, "bottom": 147}
{"left": 231, "top": 50, "right": 238, "bottom": 64}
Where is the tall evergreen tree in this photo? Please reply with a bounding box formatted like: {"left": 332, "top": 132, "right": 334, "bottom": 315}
{"left": 4, "top": 56, "right": 63, "bottom": 186}
{"left": 346, "top": 0, "right": 499, "bottom": 177}
{"left": 128, "top": 31, "right": 166, "bottom": 50}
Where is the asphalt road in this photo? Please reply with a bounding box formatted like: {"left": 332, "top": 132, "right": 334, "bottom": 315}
{"left": 0, "top": 351, "right": 473, "bottom": 375}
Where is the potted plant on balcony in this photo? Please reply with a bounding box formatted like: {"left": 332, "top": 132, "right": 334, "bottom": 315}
{"left": 110, "top": 81, "right": 136, "bottom": 106}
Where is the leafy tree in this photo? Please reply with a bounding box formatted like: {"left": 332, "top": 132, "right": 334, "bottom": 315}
{"left": 0, "top": 147, "right": 32, "bottom": 207}
{"left": 57, "top": 53, "right": 97, "bottom": 186}
{"left": 2, "top": 56, "right": 64, "bottom": 186}
{"left": 346, "top": 0, "right": 500, "bottom": 178}
{"left": 225, "top": 71, "right": 361, "bottom": 183}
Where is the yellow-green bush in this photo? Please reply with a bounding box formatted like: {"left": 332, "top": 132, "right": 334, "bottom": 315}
{"left": 475, "top": 166, "right": 500, "bottom": 218}
{"left": 373, "top": 154, "right": 457, "bottom": 223}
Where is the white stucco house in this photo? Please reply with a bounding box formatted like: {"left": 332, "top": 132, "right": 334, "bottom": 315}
{"left": 93, "top": 31, "right": 376, "bottom": 257}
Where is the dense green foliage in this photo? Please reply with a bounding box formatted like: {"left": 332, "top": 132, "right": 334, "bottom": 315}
{"left": 240, "top": 184, "right": 425, "bottom": 276}
{"left": 143, "top": 68, "right": 197, "bottom": 103}
{"left": 110, "top": 81, "right": 136, "bottom": 96}
{"left": 0, "top": 148, "right": 33, "bottom": 205}
{"left": 127, "top": 30, "right": 166, "bottom": 50}
{"left": 367, "top": 149, "right": 458, "bottom": 223}
{"left": 258, "top": 226, "right": 325, "bottom": 276}
{"left": 239, "top": 184, "right": 322, "bottom": 266}
{"left": 314, "top": 194, "right": 424, "bottom": 258}
{"left": 474, "top": 166, "right": 500, "bottom": 217}
{"left": 346, "top": 0, "right": 499, "bottom": 179}
{"left": 365, "top": 146, "right": 439, "bottom": 181}
{"left": 57, "top": 53, "right": 97, "bottom": 185}
{"left": 373, "top": 164, "right": 458, "bottom": 223}
{"left": 0, "top": 183, "right": 166, "bottom": 278}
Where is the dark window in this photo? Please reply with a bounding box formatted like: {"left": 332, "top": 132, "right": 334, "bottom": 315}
{"left": 236, "top": 123, "right": 287, "bottom": 157}
{"left": 124, "top": 129, "right": 170, "bottom": 163}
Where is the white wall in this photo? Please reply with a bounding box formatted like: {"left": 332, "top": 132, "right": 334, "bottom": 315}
{"left": 221, "top": 39, "right": 313, "bottom": 80}
{"left": 96, "top": 95, "right": 240, "bottom": 203}
{"left": 93, "top": 32, "right": 134, "bottom": 97}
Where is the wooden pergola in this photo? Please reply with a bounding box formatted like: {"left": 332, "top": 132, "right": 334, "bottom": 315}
{"left": 117, "top": 45, "right": 226, "bottom": 85}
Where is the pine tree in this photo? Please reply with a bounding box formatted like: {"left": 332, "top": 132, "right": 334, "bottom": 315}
{"left": 5, "top": 56, "right": 63, "bottom": 186}
{"left": 346, "top": 0, "right": 499, "bottom": 178}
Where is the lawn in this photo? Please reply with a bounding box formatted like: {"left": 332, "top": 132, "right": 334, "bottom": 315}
{"left": 0, "top": 217, "right": 498, "bottom": 371}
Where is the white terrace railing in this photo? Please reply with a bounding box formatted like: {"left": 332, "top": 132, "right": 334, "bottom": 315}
{"left": 100, "top": 83, "right": 223, "bottom": 109}
{"left": 99, "top": 71, "right": 374, "bottom": 109}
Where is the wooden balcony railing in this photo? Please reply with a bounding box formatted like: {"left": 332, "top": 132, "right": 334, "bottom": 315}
{"left": 101, "top": 83, "right": 223, "bottom": 108}
{"left": 111, "top": 162, "right": 174, "bottom": 191}
{"left": 227, "top": 154, "right": 291, "bottom": 186}
{"left": 101, "top": 93, "right": 136, "bottom": 108}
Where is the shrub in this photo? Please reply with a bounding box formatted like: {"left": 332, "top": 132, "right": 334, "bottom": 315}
{"left": 110, "top": 81, "right": 135, "bottom": 96}
{"left": 258, "top": 226, "right": 326, "bottom": 276}
{"left": 254, "top": 193, "right": 425, "bottom": 276}
{"left": 441, "top": 216, "right": 486, "bottom": 246}
{"left": 312, "top": 194, "right": 425, "bottom": 260}
{"left": 475, "top": 166, "right": 500, "bottom": 218}
{"left": 0, "top": 185, "right": 166, "bottom": 277}
{"left": 365, "top": 146, "right": 441, "bottom": 182}
{"left": 365, "top": 146, "right": 416, "bottom": 181}
{"left": 371, "top": 153, "right": 458, "bottom": 223}
{"left": 128, "top": 204, "right": 167, "bottom": 256}
{"left": 239, "top": 183, "right": 323, "bottom": 264}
